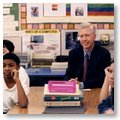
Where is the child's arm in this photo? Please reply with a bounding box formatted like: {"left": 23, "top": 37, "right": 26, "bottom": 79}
{"left": 99, "top": 67, "right": 110, "bottom": 102}
{"left": 12, "top": 69, "right": 28, "bottom": 108}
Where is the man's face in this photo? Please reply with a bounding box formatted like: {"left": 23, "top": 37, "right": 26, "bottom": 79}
{"left": 79, "top": 28, "right": 96, "bottom": 50}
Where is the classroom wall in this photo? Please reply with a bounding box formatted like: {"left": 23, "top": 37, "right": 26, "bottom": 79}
{"left": 3, "top": 3, "right": 114, "bottom": 55}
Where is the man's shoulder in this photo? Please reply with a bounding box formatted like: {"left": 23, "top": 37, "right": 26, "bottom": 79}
{"left": 70, "top": 46, "right": 83, "bottom": 53}
{"left": 94, "top": 45, "right": 110, "bottom": 54}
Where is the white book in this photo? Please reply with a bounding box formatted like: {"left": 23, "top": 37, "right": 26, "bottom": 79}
{"left": 44, "top": 84, "right": 83, "bottom": 96}
{"left": 51, "top": 62, "right": 68, "bottom": 69}
{"left": 44, "top": 101, "right": 81, "bottom": 107}
{"left": 51, "top": 69, "right": 66, "bottom": 72}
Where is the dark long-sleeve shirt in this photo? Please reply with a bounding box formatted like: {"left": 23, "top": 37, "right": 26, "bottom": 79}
{"left": 98, "top": 95, "right": 114, "bottom": 114}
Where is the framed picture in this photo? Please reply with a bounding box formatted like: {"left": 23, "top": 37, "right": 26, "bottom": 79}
{"left": 27, "top": 3, "right": 43, "bottom": 23}
{"left": 71, "top": 3, "right": 87, "bottom": 17}
{"left": 44, "top": 3, "right": 66, "bottom": 16}
{"left": 61, "top": 30, "right": 79, "bottom": 55}
{"left": 31, "top": 7, "right": 39, "bottom": 17}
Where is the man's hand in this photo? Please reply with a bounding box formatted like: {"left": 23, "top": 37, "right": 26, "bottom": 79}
{"left": 69, "top": 77, "right": 80, "bottom": 85}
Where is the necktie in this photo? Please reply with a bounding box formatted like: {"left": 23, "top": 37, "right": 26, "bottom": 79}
{"left": 82, "top": 53, "right": 89, "bottom": 82}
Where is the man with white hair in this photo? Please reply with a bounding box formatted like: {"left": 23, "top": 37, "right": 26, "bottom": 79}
{"left": 64, "top": 22, "right": 111, "bottom": 88}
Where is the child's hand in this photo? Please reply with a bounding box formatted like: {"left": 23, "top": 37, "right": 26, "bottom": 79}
{"left": 11, "top": 69, "right": 19, "bottom": 82}
{"left": 105, "top": 67, "right": 111, "bottom": 76}
{"left": 104, "top": 108, "right": 114, "bottom": 114}
{"left": 105, "top": 67, "right": 114, "bottom": 88}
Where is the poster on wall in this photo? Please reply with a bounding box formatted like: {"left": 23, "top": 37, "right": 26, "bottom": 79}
{"left": 88, "top": 4, "right": 114, "bottom": 16}
{"left": 71, "top": 3, "right": 87, "bottom": 17}
{"left": 27, "top": 3, "right": 43, "bottom": 23}
{"left": 44, "top": 3, "right": 66, "bottom": 16}
{"left": 22, "top": 30, "right": 61, "bottom": 56}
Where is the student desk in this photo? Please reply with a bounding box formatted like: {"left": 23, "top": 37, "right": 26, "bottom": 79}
{"left": 26, "top": 68, "right": 66, "bottom": 86}
{"left": 7, "top": 87, "right": 101, "bottom": 114}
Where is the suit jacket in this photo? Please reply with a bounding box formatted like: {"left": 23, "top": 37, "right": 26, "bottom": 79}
{"left": 64, "top": 44, "right": 111, "bottom": 88}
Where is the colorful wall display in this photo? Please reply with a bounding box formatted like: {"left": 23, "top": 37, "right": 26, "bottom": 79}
{"left": 88, "top": 4, "right": 114, "bottom": 16}
{"left": 19, "top": 3, "right": 114, "bottom": 30}
{"left": 3, "top": 3, "right": 114, "bottom": 56}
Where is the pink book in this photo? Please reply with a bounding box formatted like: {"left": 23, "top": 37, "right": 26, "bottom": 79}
{"left": 48, "top": 81, "right": 76, "bottom": 93}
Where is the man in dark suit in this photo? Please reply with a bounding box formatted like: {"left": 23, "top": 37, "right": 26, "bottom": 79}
{"left": 64, "top": 23, "right": 111, "bottom": 88}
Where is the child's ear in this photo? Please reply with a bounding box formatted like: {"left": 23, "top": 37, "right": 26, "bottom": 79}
{"left": 17, "top": 65, "right": 20, "bottom": 70}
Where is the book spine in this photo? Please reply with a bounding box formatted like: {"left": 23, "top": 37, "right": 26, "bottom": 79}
{"left": 44, "top": 101, "right": 81, "bottom": 106}
{"left": 44, "top": 96, "right": 83, "bottom": 101}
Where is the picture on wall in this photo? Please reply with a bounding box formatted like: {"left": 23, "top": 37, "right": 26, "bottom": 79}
{"left": 31, "top": 7, "right": 39, "bottom": 17}
{"left": 75, "top": 7, "right": 84, "bottom": 16}
{"left": 27, "top": 3, "right": 43, "bottom": 23}
{"left": 52, "top": 4, "right": 58, "bottom": 11}
{"left": 61, "top": 29, "right": 79, "bottom": 55}
{"left": 44, "top": 3, "right": 66, "bottom": 16}
{"left": 71, "top": 3, "right": 87, "bottom": 17}
{"left": 65, "top": 32, "right": 78, "bottom": 49}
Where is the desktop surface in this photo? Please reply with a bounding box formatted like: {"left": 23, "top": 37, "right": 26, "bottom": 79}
{"left": 8, "top": 87, "right": 101, "bottom": 114}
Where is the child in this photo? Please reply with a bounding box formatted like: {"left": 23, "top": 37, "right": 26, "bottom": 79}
{"left": 3, "top": 53, "right": 29, "bottom": 114}
{"left": 98, "top": 61, "right": 114, "bottom": 114}
{"left": 3, "top": 40, "right": 14, "bottom": 55}
{"left": 3, "top": 39, "right": 30, "bottom": 98}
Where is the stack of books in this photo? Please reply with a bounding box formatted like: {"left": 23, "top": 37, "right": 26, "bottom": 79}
{"left": 43, "top": 81, "right": 84, "bottom": 107}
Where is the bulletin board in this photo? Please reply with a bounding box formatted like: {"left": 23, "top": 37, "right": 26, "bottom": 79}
{"left": 22, "top": 29, "right": 61, "bottom": 56}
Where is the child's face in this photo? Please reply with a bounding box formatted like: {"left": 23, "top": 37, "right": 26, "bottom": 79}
{"left": 3, "top": 59, "right": 19, "bottom": 79}
{"left": 107, "top": 63, "right": 114, "bottom": 88}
